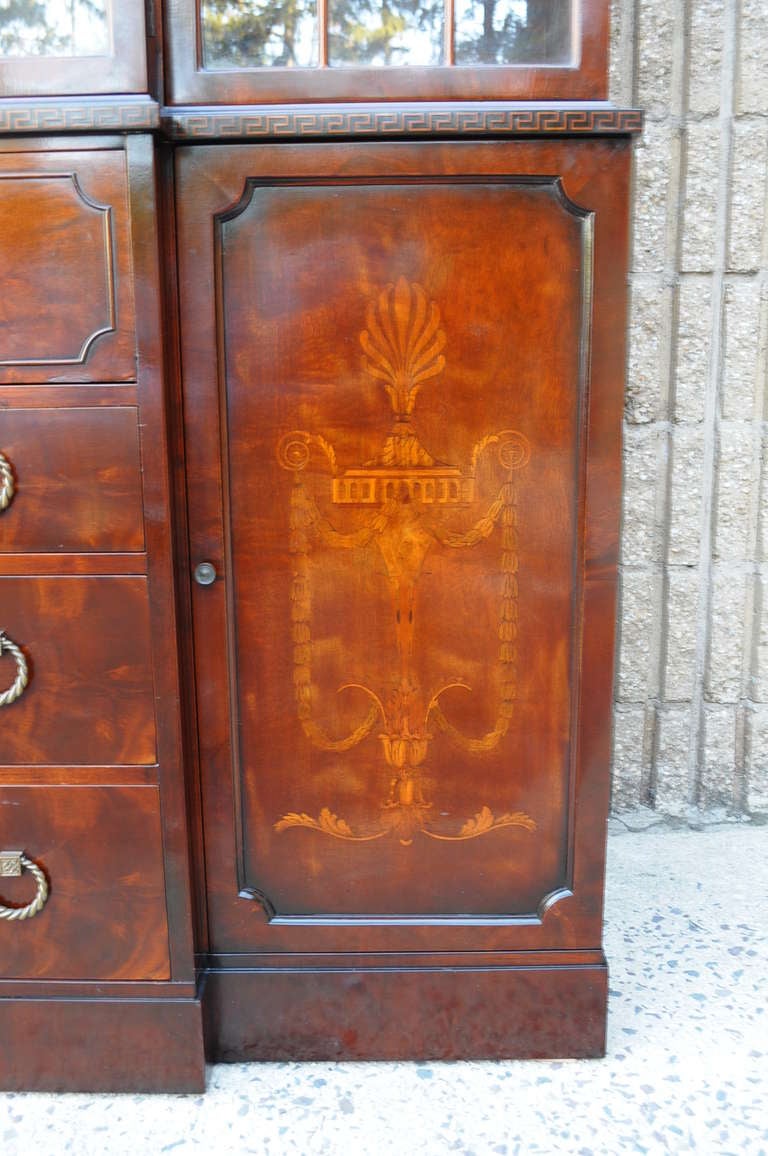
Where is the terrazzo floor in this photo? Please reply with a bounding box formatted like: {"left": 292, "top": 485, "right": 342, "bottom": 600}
{"left": 1, "top": 824, "right": 766, "bottom": 1155}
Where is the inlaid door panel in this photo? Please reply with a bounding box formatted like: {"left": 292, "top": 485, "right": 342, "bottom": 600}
{"left": 0, "top": 149, "right": 136, "bottom": 384}
{"left": 177, "top": 140, "right": 630, "bottom": 952}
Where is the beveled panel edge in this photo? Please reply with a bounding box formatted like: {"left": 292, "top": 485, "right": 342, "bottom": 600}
{"left": 0, "top": 97, "right": 160, "bottom": 135}
{"left": 163, "top": 102, "right": 643, "bottom": 141}
{"left": 221, "top": 178, "right": 590, "bottom": 923}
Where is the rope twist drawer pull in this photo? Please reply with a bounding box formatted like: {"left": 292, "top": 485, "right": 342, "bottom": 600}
{"left": 0, "top": 852, "right": 49, "bottom": 921}
{"left": 0, "top": 633, "right": 29, "bottom": 707}
{"left": 0, "top": 451, "right": 15, "bottom": 511}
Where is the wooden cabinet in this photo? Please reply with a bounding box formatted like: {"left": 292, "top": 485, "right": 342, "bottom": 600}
{"left": 0, "top": 0, "right": 639, "bottom": 1090}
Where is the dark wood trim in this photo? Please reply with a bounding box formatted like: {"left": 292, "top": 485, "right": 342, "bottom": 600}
{"left": 0, "top": 996, "right": 204, "bottom": 1092}
{"left": 0, "top": 979, "right": 196, "bottom": 998}
{"left": 204, "top": 948, "right": 606, "bottom": 968}
{"left": 126, "top": 134, "right": 199, "bottom": 986}
{"left": 155, "top": 137, "right": 213, "bottom": 958}
{"left": 203, "top": 963, "right": 608, "bottom": 1061}
{"left": 0, "top": 767, "right": 160, "bottom": 785}
{"left": 163, "top": 102, "right": 643, "bottom": 141}
{"left": 0, "top": 384, "right": 139, "bottom": 405}
{"left": 0, "top": 554, "right": 147, "bottom": 576}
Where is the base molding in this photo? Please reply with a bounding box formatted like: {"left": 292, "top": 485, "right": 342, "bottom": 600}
{"left": 0, "top": 995, "right": 205, "bottom": 1093}
{"left": 203, "top": 961, "right": 608, "bottom": 1062}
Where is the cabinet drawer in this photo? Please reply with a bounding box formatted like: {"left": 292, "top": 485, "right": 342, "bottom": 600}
{"left": 0, "top": 784, "right": 169, "bottom": 981}
{"left": 0, "top": 408, "right": 144, "bottom": 553}
{"left": 0, "top": 149, "right": 136, "bottom": 384}
{"left": 0, "top": 577, "right": 156, "bottom": 766}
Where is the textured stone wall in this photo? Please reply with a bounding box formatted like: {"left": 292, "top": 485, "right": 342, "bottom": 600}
{"left": 609, "top": 1, "right": 768, "bottom": 821}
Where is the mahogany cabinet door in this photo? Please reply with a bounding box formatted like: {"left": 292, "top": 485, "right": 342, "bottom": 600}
{"left": 176, "top": 140, "right": 630, "bottom": 959}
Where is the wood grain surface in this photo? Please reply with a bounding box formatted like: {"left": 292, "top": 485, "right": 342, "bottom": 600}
{"left": 0, "top": 149, "right": 136, "bottom": 384}
{"left": 0, "top": 577, "right": 156, "bottom": 766}
{"left": 0, "top": 407, "right": 144, "bottom": 552}
{"left": 0, "top": 784, "right": 169, "bottom": 980}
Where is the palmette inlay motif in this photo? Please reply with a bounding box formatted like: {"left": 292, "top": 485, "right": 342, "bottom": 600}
{"left": 275, "top": 278, "right": 534, "bottom": 845}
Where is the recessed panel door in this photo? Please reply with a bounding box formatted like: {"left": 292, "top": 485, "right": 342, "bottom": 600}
{"left": 176, "top": 140, "right": 628, "bottom": 960}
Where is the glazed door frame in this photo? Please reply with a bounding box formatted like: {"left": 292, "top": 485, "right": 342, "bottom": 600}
{"left": 0, "top": 4, "right": 148, "bottom": 98}
{"left": 176, "top": 138, "right": 630, "bottom": 967}
{"left": 164, "top": 0, "right": 609, "bottom": 105}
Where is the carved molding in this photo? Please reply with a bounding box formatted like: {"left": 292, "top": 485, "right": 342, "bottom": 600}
{"left": 0, "top": 100, "right": 640, "bottom": 140}
{"left": 0, "top": 173, "right": 115, "bottom": 368}
{"left": 0, "top": 99, "right": 160, "bottom": 135}
{"left": 164, "top": 103, "right": 643, "bottom": 141}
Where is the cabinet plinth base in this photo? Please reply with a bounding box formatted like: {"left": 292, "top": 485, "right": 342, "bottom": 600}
{"left": 0, "top": 996, "right": 205, "bottom": 1093}
{"left": 203, "top": 962, "right": 608, "bottom": 1062}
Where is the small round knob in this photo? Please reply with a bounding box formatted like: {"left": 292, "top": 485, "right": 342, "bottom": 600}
{"left": 194, "top": 562, "right": 217, "bottom": 587}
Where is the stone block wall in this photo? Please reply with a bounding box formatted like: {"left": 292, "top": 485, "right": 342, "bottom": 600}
{"left": 610, "top": 1, "right": 768, "bottom": 820}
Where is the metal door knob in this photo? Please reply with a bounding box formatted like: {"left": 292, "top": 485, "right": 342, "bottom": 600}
{"left": 194, "top": 562, "right": 217, "bottom": 586}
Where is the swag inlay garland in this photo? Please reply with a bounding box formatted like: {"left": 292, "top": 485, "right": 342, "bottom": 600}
{"left": 274, "top": 278, "right": 535, "bottom": 845}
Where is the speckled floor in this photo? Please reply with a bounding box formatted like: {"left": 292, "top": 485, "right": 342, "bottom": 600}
{"left": 2, "top": 825, "right": 766, "bottom": 1155}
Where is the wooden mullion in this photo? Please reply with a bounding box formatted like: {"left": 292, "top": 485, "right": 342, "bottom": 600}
{"left": 444, "top": 0, "right": 455, "bottom": 64}
{"left": 318, "top": 0, "right": 328, "bottom": 67}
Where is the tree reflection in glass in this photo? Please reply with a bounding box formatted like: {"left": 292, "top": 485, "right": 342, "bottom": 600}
{"left": 454, "top": 0, "right": 571, "bottom": 65}
{"left": 201, "top": 0, "right": 319, "bottom": 68}
{"left": 328, "top": 0, "right": 444, "bottom": 66}
{"left": 0, "top": 0, "right": 108, "bottom": 57}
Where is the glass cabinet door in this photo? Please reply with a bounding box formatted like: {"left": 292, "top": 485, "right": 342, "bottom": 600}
{"left": 167, "top": 0, "right": 607, "bottom": 103}
{"left": 0, "top": 0, "right": 147, "bottom": 96}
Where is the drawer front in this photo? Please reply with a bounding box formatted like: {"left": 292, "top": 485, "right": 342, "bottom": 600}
{"left": 0, "top": 577, "right": 156, "bottom": 766}
{"left": 0, "top": 784, "right": 169, "bottom": 981}
{"left": 0, "top": 149, "right": 136, "bottom": 384}
{"left": 0, "top": 407, "right": 144, "bottom": 553}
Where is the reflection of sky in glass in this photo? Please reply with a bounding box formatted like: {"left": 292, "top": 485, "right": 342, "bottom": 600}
{"left": 329, "top": 0, "right": 444, "bottom": 67}
{"left": 455, "top": 0, "right": 572, "bottom": 65}
{"left": 457, "top": 0, "right": 527, "bottom": 42}
{"left": 0, "top": 0, "right": 109, "bottom": 58}
{"left": 202, "top": 0, "right": 318, "bottom": 69}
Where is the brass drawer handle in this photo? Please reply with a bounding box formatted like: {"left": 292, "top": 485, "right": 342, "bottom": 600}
{"left": 0, "top": 451, "right": 15, "bottom": 511}
{"left": 0, "top": 633, "right": 29, "bottom": 707}
{"left": 0, "top": 852, "right": 49, "bottom": 921}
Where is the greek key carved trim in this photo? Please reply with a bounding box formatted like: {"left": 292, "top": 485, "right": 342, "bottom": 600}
{"left": 163, "top": 104, "right": 643, "bottom": 141}
{"left": 0, "top": 99, "right": 160, "bottom": 135}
